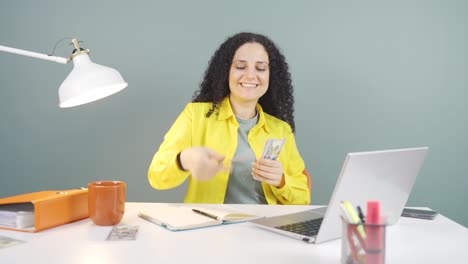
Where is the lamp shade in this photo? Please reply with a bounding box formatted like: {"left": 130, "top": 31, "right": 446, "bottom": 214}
{"left": 58, "top": 52, "right": 128, "bottom": 108}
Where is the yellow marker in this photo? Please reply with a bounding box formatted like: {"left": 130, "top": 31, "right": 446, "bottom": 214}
{"left": 342, "top": 201, "right": 366, "bottom": 239}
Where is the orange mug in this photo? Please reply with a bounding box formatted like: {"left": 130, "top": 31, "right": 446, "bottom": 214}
{"left": 87, "top": 181, "right": 126, "bottom": 226}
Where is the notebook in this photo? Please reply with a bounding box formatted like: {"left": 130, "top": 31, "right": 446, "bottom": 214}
{"left": 250, "top": 147, "right": 428, "bottom": 243}
{"left": 138, "top": 204, "right": 259, "bottom": 231}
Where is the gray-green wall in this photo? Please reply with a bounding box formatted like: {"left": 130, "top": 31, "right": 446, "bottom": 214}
{"left": 1, "top": 0, "right": 467, "bottom": 227}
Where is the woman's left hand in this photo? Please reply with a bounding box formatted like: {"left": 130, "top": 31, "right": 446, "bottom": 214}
{"left": 251, "top": 159, "right": 285, "bottom": 188}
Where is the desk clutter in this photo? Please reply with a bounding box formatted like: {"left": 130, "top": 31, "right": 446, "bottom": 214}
{"left": 0, "top": 202, "right": 466, "bottom": 263}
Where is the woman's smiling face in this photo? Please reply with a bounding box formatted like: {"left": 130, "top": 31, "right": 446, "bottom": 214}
{"left": 228, "top": 42, "right": 270, "bottom": 105}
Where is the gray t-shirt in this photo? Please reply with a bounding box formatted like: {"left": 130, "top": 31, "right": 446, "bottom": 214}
{"left": 224, "top": 114, "right": 267, "bottom": 204}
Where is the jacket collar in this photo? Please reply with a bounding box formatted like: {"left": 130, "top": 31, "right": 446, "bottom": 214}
{"left": 217, "top": 97, "right": 270, "bottom": 133}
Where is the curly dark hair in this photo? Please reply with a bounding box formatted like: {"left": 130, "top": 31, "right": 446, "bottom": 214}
{"left": 192, "top": 32, "right": 296, "bottom": 132}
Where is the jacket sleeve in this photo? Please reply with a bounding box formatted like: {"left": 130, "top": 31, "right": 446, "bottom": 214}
{"left": 148, "top": 104, "right": 193, "bottom": 190}
{"left": 268, "top": 131, "right": 311, "bottom": 205}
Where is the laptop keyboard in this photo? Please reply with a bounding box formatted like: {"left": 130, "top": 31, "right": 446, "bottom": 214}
{"left": 276, "top": 217, "right": 324, "bottom": 237}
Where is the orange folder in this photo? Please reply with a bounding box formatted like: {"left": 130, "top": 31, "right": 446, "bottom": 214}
{"left": 0, "top": 189, "right": 89, "bottom": 232}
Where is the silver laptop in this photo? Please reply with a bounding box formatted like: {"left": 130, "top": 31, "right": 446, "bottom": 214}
{"left": 250, "top": 147, "right": 428, "bottom": 243}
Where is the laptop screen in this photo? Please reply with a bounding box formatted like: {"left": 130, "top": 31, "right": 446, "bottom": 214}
{"left": 316, "top": 147, "right": 428, "bottom": 243}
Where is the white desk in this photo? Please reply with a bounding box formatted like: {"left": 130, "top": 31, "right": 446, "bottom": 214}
{"left": 1, "top": 203, "right": 467, "bottom": 264}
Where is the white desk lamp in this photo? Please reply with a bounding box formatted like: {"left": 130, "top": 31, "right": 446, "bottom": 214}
{"left": 0, "top": 38, "right": 128, "bottom": 108}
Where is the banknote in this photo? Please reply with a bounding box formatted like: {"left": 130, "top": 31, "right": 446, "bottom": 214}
{"left": 261, "top": 138, "right": 286, "bottom": 160}
{"left": 0, "top": 235, "right": 25, "bottom": 249}
{"left": 106, "top": 224, "right": 139, "bottom": 241}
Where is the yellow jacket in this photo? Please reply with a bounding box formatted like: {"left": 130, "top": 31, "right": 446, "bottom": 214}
{"left": 148, "top": 97, "right": 310, "bottom": 205}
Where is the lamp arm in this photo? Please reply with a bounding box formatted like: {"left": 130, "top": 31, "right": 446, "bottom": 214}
{"left": 0, "top": 45, "right": 68, "bottom": 64}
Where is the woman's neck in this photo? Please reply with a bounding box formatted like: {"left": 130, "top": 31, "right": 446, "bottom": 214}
{"left": 229, "top": 96, "right": 257, "bottom": 120}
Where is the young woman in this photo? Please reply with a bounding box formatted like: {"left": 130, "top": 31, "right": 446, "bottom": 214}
{"left": 148, "top": 32, "right": 310, "bottom": 205}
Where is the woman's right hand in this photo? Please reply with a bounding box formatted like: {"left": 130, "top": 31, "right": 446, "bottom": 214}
{"left": 180, "top": 147, "right": 226, "bottom": 181}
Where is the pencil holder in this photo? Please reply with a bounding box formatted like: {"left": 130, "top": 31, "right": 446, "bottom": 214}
{"left": 341, "top": 217, "right": 386, "bottom": 264}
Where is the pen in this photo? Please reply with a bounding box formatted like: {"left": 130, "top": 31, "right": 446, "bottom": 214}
{"left": 357, "top": 205, "right": 365, "bottom": 224}
{"left": 341, "top": 201, "right": 366, "bottom": 239}
{"left": 192, "top": 209, "right": 218, "bottom": 220}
